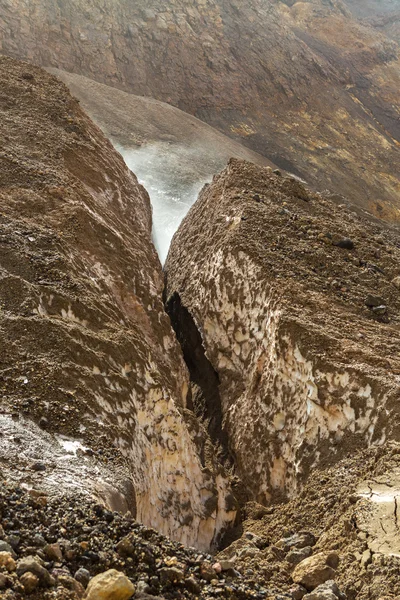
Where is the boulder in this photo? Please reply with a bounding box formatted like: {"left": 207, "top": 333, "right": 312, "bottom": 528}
{"left": 292, "top": 553, "right": 339, "bottom": 591}
{"left": 84, "top": 570, "right": 135, "bottom": 600}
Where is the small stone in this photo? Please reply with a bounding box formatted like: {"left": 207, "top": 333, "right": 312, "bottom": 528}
{"left": 283, "top": 532, "right": 316, "bottom": 551}
{"left": 85, "top": 570, "right": 135, "bottom": 600}
{"left": 75, "top": 567, "right": 91, "bottom": 588}
{"left": 31, "top": 461, "right": 46, "bottom": 472}
{"left": 219, "top": 559, "right": 236, "bottom": 571}
{"left": 273, "top": 169, "right": 282, "bottom": 176}
{"left": 7, "top": 535, "right": 20, "bottom": 550}
{"left": 39, "top": 417, "right": 48, "bottom": 429}
{"left": 58, "top": 574, "right": 85, "bottom": 597}
{"left": 333, "top": 238, "right": 354, "bottom": 250}
{"left": 291, "top": 585, "right": 307, "bottom": 600}
{"left": 185, "top": 576, "right": 201, "bottom": 594}
{"left": 32, "top": 534, "right": 47, "bottom": 548}
{"left": 0, "top": 552, "right": 16, "bottom": 572}
{"left": 20, "top": 572, "right": 40, "bottom": 594}
{"left": 116, "top": 537, "right": 134, "bottom": 557}
{"left": 200, "top": 561, "right": 216, "bottom": 581}
{"left": 212, "top": 562, "right": 222, "bottom": 574}
{"left": 17, "top": 556, "right": 54, "bottom": 586}
{"left": 318, "top": 233, "right": 332, "bottom": 244}
{"left": 303, "top": 580, "right": 345, "bottom": 600}
{"left": 44, "top": 543, "right": 63, "bottom": 562}
{"left": 361, "top": 549, "right": 372, "bottom": 569}
{"left": 136, "top": 580, "right": 151, "bottom": 594}
{"left": 372, "top": 305, "right": 387, "bottom": 316}
{"left": 392, "top": 276, "right": 400, "bottom": 290}
{"left": 0, "top": 573, "right": 7, "bottom": 589}
{"left": 141, "top": 8, "right": 156, "bottom": 20}
{"left": 0, "top": 541, "right": 15, "bottom": 557}
{"left": 287, "top": 547, "right": 313, "bottom": 565}
{"left": 303, "top": 591, "right": 337, "bottom": 600}
{"left": 365, "top": 295, "right": 384, "bottom": 308}
{"left": 159, "top": 566, "right": 184, "bottom": 585}
{"left": 238, "top": 546, "right": 260, "bottom": 558}
{"left": 292, "top": 552, "right": 339, "bottom": 591}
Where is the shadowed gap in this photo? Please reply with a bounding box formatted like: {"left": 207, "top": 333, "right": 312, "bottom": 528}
{"left": 165, "top": 291, "right": 233, "bottom": 467}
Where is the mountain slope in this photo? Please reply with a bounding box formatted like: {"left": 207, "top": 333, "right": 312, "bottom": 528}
{"left": 343, "top": 0, "right": 400, "bottom": 42}
{"left": 0, "top": 0, "right": 399, "bottom": 220}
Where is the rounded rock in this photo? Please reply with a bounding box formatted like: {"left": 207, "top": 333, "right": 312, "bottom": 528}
{"left": 0, "top": 552, "right": 16, "bottom": 572}
{"left": 20, "top": 572, "right": 40, "bottom": 594}
{"left": 85, "top": 569, "right": 135, "bottom": 600}
{"left": 292, "top": 552, "right": 339, "bottom": 591}
{"left": 75, "top": 567, "right": 91, "bottom": 588}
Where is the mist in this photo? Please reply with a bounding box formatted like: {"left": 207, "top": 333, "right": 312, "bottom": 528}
{"left": 116, "top": 141, "right": 222, "bottom": 264}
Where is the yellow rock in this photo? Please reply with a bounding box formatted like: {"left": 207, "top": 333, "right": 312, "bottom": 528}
{"left": 292, "top": 552, "right": 339, "bottom": 590}
{"left": 0, "top": 552, "right": 16, "bottom": 572}
{"left": 85, "top": 569, "right": 135, "bottom": 600}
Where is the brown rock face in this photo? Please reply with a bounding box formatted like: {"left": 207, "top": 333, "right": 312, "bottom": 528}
{"left": 165, "top": 158, "right": 400, "bottom": 504}
{"left": 0, "top": 0, "right": 399, "bottom": 220}
{"left": 0, "top": 56, "right": 235, "bottom": 550}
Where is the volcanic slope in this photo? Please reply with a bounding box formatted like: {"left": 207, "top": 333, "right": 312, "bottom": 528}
{"left": 343, "top": 0, "right": 400, "bottom": 42}
{"left": 1, "top": 0, "right": 400, "bottom": 219}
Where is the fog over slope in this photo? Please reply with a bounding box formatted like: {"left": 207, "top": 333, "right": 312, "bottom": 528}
{"left": 118, "top": 143, "right": 215, "bottom": 263}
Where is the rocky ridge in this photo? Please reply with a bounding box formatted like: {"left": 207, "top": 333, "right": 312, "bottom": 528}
{"left": 165, "top": 158, "right": 400, "bottom": 503}
{"left": 0, "top": 55, "right": 235, "bottom": 551}
{"left": 44, "top": 67, "right": 274, "bottom": 262}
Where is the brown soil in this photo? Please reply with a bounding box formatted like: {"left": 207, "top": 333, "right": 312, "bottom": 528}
{"left": 220, "top": 442, "right": 400, "bottom": 600}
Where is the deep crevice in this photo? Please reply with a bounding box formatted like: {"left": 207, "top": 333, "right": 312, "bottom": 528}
{"left": 165, "top": 290, "right": 233, "bottom": 467}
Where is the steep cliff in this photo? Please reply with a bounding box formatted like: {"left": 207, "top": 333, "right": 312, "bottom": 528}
{"left": 0, "top": 55, "right": 235, "bottom": 550}
{"left": 165, "top": 158, "right": 400, "bottom": 504}
{"left": 0, "top": 0, "right": 399, "bottom": 220}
